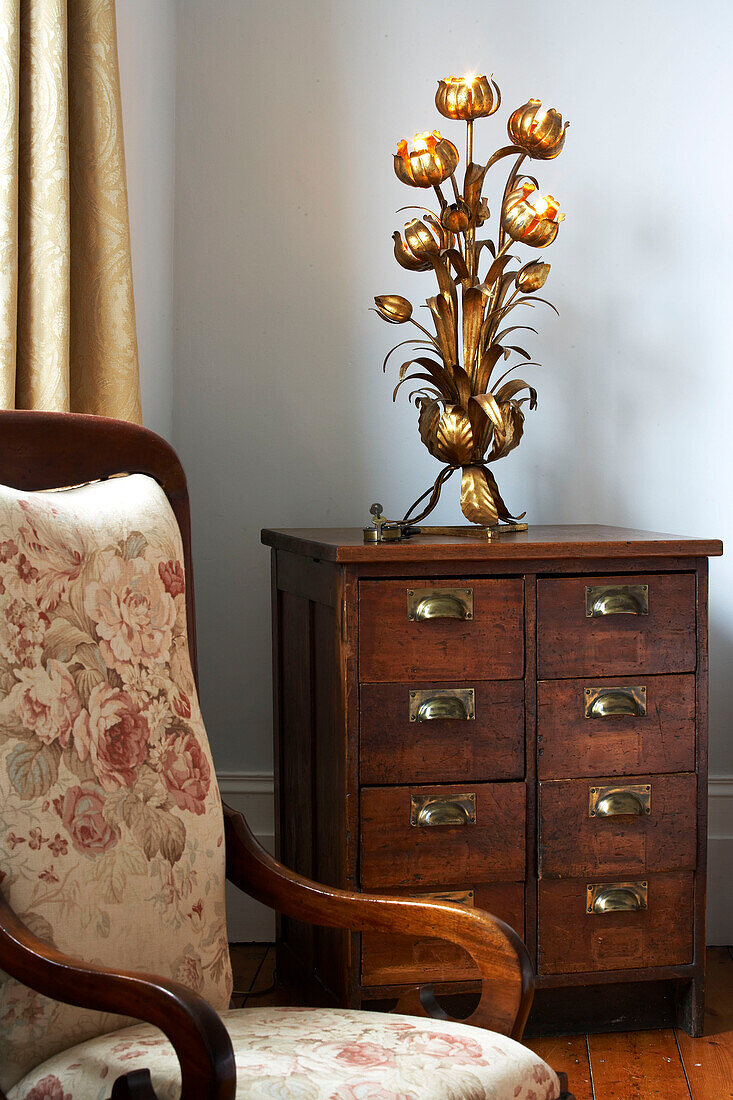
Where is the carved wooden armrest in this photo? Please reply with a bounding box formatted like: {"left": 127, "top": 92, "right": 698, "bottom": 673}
{"left": 223, "top": 804, "right": 533, "bottom": 1038}
{"left": 0, "top": 892, "right": 235, "bottom": 1100}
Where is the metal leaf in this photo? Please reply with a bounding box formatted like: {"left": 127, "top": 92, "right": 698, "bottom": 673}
{"left": 503, "top": 344, "right": 532, "bottom": 360}
{"left": 482, "top": 465, "right": 525, "bottom": 521}
{"left": 435, "top": 293, "right": 458, "bottom": 364}
{"left": 427, "top": 296, "right": 454, "bottom": 365}
{"left": 485, "top": 145, "right": 524, "bottom": 171}
{"left": 400, "top": 357, "right": 455, "bottom": 397}
{"left": 467, "top": 396, "right": 492, "bottom": 460}
{"left": 436, "top": 405, "right": 474, "bottom": 465}
{"left": 393, "top": 372, "right": 447, "bottom": 402}
{"left": 515, "top": 295, "right": 559, "bottom": 316}
{"left": 382, "top": 339, "right": 436, "bottom": 373}
{"left": 444, "top": 248, "right": 469, "bottom": 281}
{"left": 484, "top": 254, "right": 515, "bottom": 289}
{"left": 418, "top": 398, "right": 442, "bottom": 457}
{"left": 470, "top": 391, "right": 503, "bottom": 430}
{"left": 463, "top": 161, "right": 489, "bottom": 216}
{"left": 460, "top": 466, "right": 498, "bottom": 525}
{"left": 462, "top": 287, "right": 484, "bottom": 377}
{"left": 494, "top": 325, "right": 538, "bottom": 343}
{"left": 493, "top": 379, "right": 538, "bottom": 409}
{"left": 474, "top": 345, "right": 504, "bottom": 394}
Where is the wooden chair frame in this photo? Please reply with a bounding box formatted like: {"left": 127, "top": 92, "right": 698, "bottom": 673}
{"left": 0, "top": 411, "right": 571, "bottom": 1100}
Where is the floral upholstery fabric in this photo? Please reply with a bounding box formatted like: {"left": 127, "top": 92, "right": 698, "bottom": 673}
{"left": 0, "top": 475, "right": 232, "bottom": 1091}
{"left": 8, "top": 1006, "right": 561, "bottom": 1100}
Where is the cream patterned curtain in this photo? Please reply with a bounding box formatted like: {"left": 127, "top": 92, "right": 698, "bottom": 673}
{"left": 0, "top": 0, "right": 141, "bottom": 421}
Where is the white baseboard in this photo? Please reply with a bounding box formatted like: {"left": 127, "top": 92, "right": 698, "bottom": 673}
{"left": 219, "top": 773, "right": 275, "bottom": 942}
{"left": 707, "top": 776, "right": 733, "bottom": 944}
{"left": 219, "top": 772, "right": 733, "bottom": 945}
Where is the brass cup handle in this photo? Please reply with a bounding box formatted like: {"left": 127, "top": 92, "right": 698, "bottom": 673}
{"left": 596, "top": 792, "right": 644, "bottom": 817}
{"left": 585, "top": 584, "right": 649, "bottom": 618}
{"left": 584, "top": 686, "right": 646, "bottom": 719}
{"left": 415, "top": 594, "right": 469, "bottom": 621}
{"left": 407, "top": 587, "right": 474, "bottom": 622}
{"left": 410, "top": 793, "right": 476, "bottom": 827}
{"left": 409, "top": 688, "right": 475, "bottom": 723}
{"left": 587, "top": 882, "right": 648, "bottom": 914}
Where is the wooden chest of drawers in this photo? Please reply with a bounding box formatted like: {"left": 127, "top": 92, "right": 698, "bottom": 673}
{"left": 262, "top": 525, "right": 722, "bottom": 1036}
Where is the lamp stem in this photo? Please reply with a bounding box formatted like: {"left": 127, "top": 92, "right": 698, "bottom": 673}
{"left": 466, "top": 120, "right": 475, "bottom": 283}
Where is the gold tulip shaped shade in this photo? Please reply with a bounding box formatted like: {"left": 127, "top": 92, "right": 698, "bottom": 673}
{"left": 502, "top": 182, "right": 564, "bottom": 248}
{"left": 393, "top": 215, "right": 448, "bottom": 270}
{"left": 394, "top": 131, "right": 459, "bottom": 187}
{"left": 507, "top": 99, "right": 568, "bottom": 159}
{"left": 373, "top": 295, "right": 413, "bottom": 324}
{"left": 435, "top": 74, "right": 501, "bottom": 121}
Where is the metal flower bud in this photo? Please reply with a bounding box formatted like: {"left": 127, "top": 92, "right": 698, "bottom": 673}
{"left": 507, "top": 99, "right": 568, "bottom": 160}
{"left": 502, "top": 182, "right": 564, "bottom": 248}
{"left": 373, "top": 295, "right": 413, "bottom": 323}
{"left": 435, "top": 74, "right": 501, "bottom": 121}
{"left": 440, "top": 200, "right": 472, "bottom": 233}
{"left": 516, "top": 260, "right": 551, "bottom": 292}
{"left": 394, "top": 130, "right": 459, "bottom": 188}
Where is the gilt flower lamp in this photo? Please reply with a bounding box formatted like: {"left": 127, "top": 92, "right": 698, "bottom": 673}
{"left": 369, "top": 73, "right": 568, "bottom": 541}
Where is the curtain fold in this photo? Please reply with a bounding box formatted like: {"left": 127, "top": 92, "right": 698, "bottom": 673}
{"left": 0, "top": 0, "right": 141, "bottom": 422}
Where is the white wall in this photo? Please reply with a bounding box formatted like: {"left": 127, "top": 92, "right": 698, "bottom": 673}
{"left": 120, "top": 0, "right": 733, "bottom": 938}
{"left": 116, "top": 0, "right": 176, "bottom": 439}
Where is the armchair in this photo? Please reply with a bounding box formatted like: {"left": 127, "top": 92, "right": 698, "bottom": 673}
{"left": 0, "top": 411, "right": 572, "bottom": 1100}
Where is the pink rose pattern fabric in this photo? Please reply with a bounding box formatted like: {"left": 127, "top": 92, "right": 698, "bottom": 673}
{"left": 0, "top": 476, "right": 232, "bottom": 1091}
{"left": 8, "top": 1007, "right": 561, "bottom": 1100}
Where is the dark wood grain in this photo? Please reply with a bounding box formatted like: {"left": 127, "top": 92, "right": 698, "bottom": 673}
{"left": 360, "top": 783, "right": 526, "bottom": 889}
{"left": 539, "top": 773, "right": 697, "bottom": 878}
{"left": 224, "top": 805, "right": 534, "bottom": 1038}
{"left": 361, "top": 882, "right": 524, "bottom": 986}
{"left": 262, "top": 526, "right": 723, "bottom": 563}
{"left": 359, "top": 577, "right": 524, "bottom": 682}
{"left": 538, "top": 674, "right": 696, "bottom": 779}
{"left": 264, "top": 524, "right": 719, "bottom": 1036}
{"left": 538, "top": 872, "right": 694, "bottom": 975}
{"left": 537, "top": 572, "right": 697, "bottom": 678}
{"left": 360, "top": 680, "right": 524, "bottom": 784}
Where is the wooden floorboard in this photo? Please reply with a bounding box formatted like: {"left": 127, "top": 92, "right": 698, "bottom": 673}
{"left": 527, "top": 1035, "right": 593, "bottom": 1100}
{"left": 587, "top": 1029, "right": 692, "bottom": 1099}
{"left": 230, "top": 945, "right": 733, "bottom": 1097}
{"left": 677, "top": 947, "right": 733, "bottom": 1099}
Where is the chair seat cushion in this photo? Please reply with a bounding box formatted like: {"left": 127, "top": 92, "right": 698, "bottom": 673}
{"left": 9, "top": 1006, "right": 561, "bottom": 1099}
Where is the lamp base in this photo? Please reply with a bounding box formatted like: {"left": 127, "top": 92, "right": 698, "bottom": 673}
{"left": 363, "top": 521, "right": 528, "bottom": 544}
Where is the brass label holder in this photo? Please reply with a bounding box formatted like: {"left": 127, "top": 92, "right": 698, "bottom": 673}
{"left": 586, "top": 881, "right": 648, "bottom": 914}
{"left": 410, "top": 793, "right": 476, "bottom": 827}
{"left": 589, "top": 783, "right": 652, "bottom": 817}
{"left": 409, "top": 688, "right": 475, "bottom": 723}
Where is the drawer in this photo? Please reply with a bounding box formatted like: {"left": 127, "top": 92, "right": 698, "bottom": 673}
{"left": 537, "top": 573, "right": 696, "bottom": 678}
{"left": 537, "top": 674, "right": 696, "bottom": 778}
{"left": 538, "top": 872, "right": 694, "bottom": 974}
{"left": 539, "top": 773, "right": 697, "bottom": 878}
{"left": 361, "top": 882, "right": 524, "bottom": 986}
{"left": 360, "top": 680, "right": 524, "bottom": 784}
{"left": 359, "top": 578, "right": 524, "bottom": 683}
{"left": 360, "top": 782, "right": 525, "bottom": 890}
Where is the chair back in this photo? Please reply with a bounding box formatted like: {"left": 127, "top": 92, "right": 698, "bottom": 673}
{"left": 0, "top": 412, "right": 232, "bottom": 1091}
